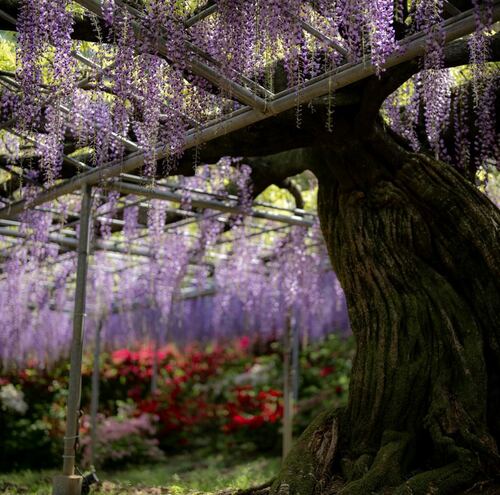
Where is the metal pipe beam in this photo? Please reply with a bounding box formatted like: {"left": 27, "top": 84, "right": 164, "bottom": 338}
{"left": 444, "top": 1, "right": 462, "bottom": 16}
{"left": 108, "top": 181, "right": 315, "bottom": 226}
{"left": 76, "top": 0, "right": 269, "bottom": 112}
{"left": 299, "top": 20, "right": 348, "bottom": 57}
{"left": 184, "top": 3, "right": 217, "bottom": 28}
{"left": 0, "top": 225, "right": 152, "bottom": 257}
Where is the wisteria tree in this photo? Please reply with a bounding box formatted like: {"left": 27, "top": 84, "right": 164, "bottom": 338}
{"left": 0, "top": 0, "right": 499, "bottom": 494}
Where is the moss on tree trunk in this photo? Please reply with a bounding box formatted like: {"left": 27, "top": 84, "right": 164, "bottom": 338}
{"left": 271, "top": 121, "right": 500, "bottom": 495}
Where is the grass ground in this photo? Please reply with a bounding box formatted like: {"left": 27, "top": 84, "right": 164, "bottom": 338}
{"left": 0, "top": 454, "right": 280, "bottom": 495}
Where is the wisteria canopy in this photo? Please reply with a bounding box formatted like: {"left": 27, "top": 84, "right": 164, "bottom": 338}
{"left": 0, "top": 0, "right": 499, "bottom": 494}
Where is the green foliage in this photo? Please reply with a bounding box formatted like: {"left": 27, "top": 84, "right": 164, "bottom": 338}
{"left": 255, "top": 172, "right": 318, "bottom": 213}
{"left": 479, "top": 168, "right": 500, "bottom": 205}
{"left": 0, "top": 35, "right": 16, "bottom": 71}
{"left": 0, "top": 369, "right": 69, "bottom": 470}
{"left": 257, "top": 184, "right": 297, "bottom": 210}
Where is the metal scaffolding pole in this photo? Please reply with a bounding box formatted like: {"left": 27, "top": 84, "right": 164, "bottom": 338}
{"left": 53, "top": 184, "right": 93, "bottom": 495}
{"left": 89, "top": 317, "right": 104, "bottom": 468}
{"left": 282, "top": 315, "right": 294, "bottom": 462}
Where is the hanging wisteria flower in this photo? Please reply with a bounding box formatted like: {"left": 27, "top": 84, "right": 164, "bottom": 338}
{"left": 17, "top": 0, "right": 75, "bottom": 129}
{"left": 468, "top": 0, "right": 497, "bottom": 170}
{"left": 367, "top": 0, "right": 398, "bottom": 74}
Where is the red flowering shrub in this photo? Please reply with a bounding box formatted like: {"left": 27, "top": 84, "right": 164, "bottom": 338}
{"left": 220, "top": 386, "right": 283, "bottom": 451}
{"left": 223, "top": 386, "right": 283, "bottom": 432}
{"left": 0, "top": 334, "right": 354, "bottom": 467}
{"left": 90, "top": 343, "right": 252, "bottom": 450}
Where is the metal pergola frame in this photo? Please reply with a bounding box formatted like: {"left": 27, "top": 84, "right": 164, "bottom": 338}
{"left": 0, "top": 3, "right": 495, "bottom": 220}
{"left": 0, "top": 2, "right": 497, "bottom": 493}
{"left": 0, "top": 175, "right": 315, "bottom": 492}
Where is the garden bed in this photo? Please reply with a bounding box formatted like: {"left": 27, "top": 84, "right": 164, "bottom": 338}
{"left": 0, "top": 335, "right": 353, "bottom": 472}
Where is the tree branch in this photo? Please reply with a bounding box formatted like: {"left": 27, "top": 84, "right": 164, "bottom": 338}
{"left": 275, "top": 178, "right": 305, "bottom": 209}
{"left": 245, "top": 149, "right": 313, "bottom": 198}
{"left": 358, "top": 32, "right": 500, "bottom": 125}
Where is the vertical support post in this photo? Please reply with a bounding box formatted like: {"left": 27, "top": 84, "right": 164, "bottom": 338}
{"left": 301, "top": 323, "right": 309, "bottom": 349}
{"left": 292, "top": 316, "right": 300, "bottom": 403}
{"left": 53, "top": 184, "right": 92, "bottom": 495}
{"left": 151, "top": 333, "right": 159, "bottom": 395}
{"left": 282, "top": 315, "right": 294, "bottom": 462}
{"left": 152, "top": 312, "right": 169, "bottom": 395}
{"left": 90, "top": 318, "right": 103, "bottom": 467}
{"left": 150, "top": 305, "right": 160, "bottom": 395}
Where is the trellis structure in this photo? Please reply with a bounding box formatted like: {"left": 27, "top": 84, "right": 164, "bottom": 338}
{"left": 0, "top": 1, "right": 498, "bottom": 494}
{"left": 0, "top": 177, "right": 321, "bottom": 492}
{"left": 0, "top": 156, "right": 322, "bottom": 493}
{"left": 0, "top": 2, "right": 496, "bottom": 219}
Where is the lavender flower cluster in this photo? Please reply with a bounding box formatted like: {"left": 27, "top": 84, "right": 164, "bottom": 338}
{"left": 383, "top": 0, "right": 498, "bottom": 174}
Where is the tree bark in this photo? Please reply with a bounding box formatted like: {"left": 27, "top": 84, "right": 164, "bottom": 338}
{"left": 272, "top": 120, "right": 500, "bottom": 495}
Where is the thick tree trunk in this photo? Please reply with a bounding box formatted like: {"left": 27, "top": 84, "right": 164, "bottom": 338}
{"left": 271, "top": 121, "right": 500, "bottom": 495}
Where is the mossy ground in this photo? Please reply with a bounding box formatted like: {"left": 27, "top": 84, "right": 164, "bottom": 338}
{"left": 0, "top": 453, "right": 280, "bottom": 495}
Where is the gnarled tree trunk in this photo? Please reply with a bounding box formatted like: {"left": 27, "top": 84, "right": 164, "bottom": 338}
{"left": 272, "top": 120, "right": 500, "bottom": 495}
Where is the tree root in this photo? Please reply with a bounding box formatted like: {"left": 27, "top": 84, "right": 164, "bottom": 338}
{"left": 393, "top": 447, "right": 479, "bottom": 495}
{"left": 463, "top": 479, "right": 500, "bottom": 494}
{"left": 270, "top": 409, "right": 341, "bottom": 495}
{"left": 337, "top": 431, "right": 413, "bottom": 495}
{"left": 337, "top": 436, "right": 480, "bottom": 495}
{"left": 270, "top": 412, "right": 489, "bottom": 495}
{"left": 218, "top": 479, "right": 274, "bottom": 495}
